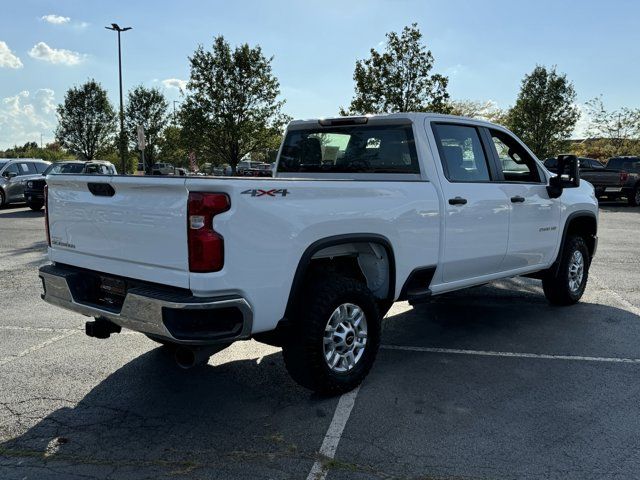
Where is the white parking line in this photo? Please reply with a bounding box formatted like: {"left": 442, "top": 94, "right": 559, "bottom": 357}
{"left": 306, "top": 386, "right": 360, "bottom": 480}
{"left": 381, "top": 344, "right": 640, "bottom": 364}
{"left": 0, "top": 330, "right": 78, "bottom": 368}
{"left": 0, "top": 325, "right": 78, "bottom": 333}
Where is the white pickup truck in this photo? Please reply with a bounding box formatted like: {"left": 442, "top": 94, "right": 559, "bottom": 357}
{"left": 39, "top": 113, "right": 598, "bottom": 395}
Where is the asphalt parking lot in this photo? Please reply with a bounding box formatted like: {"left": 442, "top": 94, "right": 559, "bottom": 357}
{"left": 1, "top": 202, "right": 639, "bottom": 480}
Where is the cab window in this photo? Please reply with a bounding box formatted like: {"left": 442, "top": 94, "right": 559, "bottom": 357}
{"left": 489, "top": 129, "right": 541, "bottom": 183}
{"left": 432, "top": 123, "right": 491, "bottom": 182}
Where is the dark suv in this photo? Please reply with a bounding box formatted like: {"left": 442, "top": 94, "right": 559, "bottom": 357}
{"left": 24, "top": 160, "right": 117, "bottom": 211}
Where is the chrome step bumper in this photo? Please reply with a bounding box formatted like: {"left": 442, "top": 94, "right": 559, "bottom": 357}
{"left": 39, "top": 264, "right": 253, "bottom": 345}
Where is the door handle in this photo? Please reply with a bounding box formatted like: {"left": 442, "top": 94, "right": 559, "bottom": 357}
{"left": 448, "top": 197, "right": 467, "bottom": 205}
{"left": 510, "top": 196, "right": 525, "bottom": 203}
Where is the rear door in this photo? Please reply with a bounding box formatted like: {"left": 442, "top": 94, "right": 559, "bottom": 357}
{"left": 484, "top": 128, "right": 561, "bottom": 269}
{"left": 431, "top": 122, "right": 510, "bottom": 283}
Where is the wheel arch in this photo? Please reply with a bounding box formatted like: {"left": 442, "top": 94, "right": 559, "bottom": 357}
{"left": 284, "top": 234, "right": 396, "bottom": 320}
{"left": 553, "top": 211, "right": 598, "bottom": 274}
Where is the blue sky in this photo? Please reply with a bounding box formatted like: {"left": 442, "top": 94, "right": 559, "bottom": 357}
{"left": 1, "top": 0, "right": 639, "bottom": 149}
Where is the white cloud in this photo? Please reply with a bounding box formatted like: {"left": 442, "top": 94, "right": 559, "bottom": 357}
{"left": 0, "top": 89, "right": 57, "bottom": 148}
{"left": 28, "top": 42, "right": 85, "bottom": 66}
{"left": 41, "top": 14, "right": 71, "bottom": 25}
{"left": 0, "top": 41, "right": 23, "bottom": 69}
{"left": 162, "top": 78, "right": 187, "bottom": 90}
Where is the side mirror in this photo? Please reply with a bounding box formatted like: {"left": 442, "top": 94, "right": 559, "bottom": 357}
{"left": 547, "top": 154, "right": 580, "bottom": 198}
{"left": 3, "top": 171, "right": 17, "bottom": 179}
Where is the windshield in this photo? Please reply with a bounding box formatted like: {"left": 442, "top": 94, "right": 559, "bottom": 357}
{"left": 0, "top": 161, "right": 8, "bottom": 171}
{"left": 277, "top": 124, "right": 420, "bottom": 174}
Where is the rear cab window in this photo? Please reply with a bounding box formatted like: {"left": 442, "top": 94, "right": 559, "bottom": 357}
{"left": 277, "top": 122, "right": 420, "bottom": 177}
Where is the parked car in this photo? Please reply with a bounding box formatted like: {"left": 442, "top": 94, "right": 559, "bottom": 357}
{"left": 544, "top": 157, "right": 627, "bottom": 200}
{"left": 605, "top": 156, "right": 640, "bottom": 206}
{"left": 152, "top": 162, "right": 175, "bottom": 175}
{"left": 40, "top": 113, "right": 598, "bottom": 395}
{"left": 245, "top": 162, "right": 273, "bottom": 177}
{"left": 23, "top": 160, "right": 117, "bottom": 211}
{"left": 237, "top": 160, "right": 271, "bottom": 176}
{"left": 0, "top": 159, "right": 51, "bottom": 208}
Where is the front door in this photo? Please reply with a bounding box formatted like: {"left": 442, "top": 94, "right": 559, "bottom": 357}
{"left": 431, "top": 123, "right": 510, "bottom": 283}
{"left": 3, "top": 163, "right": 23, "bottom": 202}
{"left": 485, "top": 128, "right": 561, "bottom": 270}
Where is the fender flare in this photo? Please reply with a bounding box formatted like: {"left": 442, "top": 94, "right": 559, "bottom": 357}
{"left": 283, "top": 233, "right": 396, "bottom": 320}
{"left": 551, "top": 211, "right": 597, "bottom": 274}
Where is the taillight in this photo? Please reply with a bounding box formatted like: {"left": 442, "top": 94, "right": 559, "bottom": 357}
{"left": 620, "top": 171, "right": 629, "bottom": 183}
{"left": 44, "top": 184, "right": 51, "bottom": 247}
{"left": 187, "top": 192, "right": 230, "bottom": 272}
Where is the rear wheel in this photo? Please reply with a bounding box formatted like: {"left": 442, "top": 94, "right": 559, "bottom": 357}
{"left": 282, "top": 276, "right": 381, "bottom": 395}
{"left": 542, "top": 235, "right": 590, "bottom": 305}
{"left": 628, "top": 185, "right": 640, "bottom": 207}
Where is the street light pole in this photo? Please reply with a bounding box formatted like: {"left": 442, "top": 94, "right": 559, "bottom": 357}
{"left": 105, "top": 23, "right": 132, "bottom": 174}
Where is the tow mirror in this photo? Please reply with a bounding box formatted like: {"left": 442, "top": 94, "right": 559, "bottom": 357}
{"left": 547, "top": 154, "right": 580, "bottom": 199}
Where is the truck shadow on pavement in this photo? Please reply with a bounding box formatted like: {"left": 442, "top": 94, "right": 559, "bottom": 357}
{"left": 2, "top": 280, "right": 640, "bottom": 479}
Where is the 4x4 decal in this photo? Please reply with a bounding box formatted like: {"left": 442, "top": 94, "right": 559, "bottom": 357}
{"left": 241, "top": 188, "right": 289, "bottom": 197}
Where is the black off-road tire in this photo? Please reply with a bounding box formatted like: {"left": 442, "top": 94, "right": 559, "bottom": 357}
{"left": 542, "top": 235, "right": 590, "bottom": 306}
{"left": 282, "top": 276, "right": 381, "bottom": 396}
{"left": 628, "top": 185, "right": 640, "bottom": 207}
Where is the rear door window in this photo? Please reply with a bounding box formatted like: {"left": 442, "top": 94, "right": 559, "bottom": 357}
{"left": 431, "top": 123, "right": 491, "bottom": 182}
{"left": 278, "top": 124, "right": 420, "bottom": 174}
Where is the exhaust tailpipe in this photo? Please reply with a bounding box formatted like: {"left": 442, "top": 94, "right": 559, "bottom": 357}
{"left": 174, "top": 344, "right": 229, "bottom": 369}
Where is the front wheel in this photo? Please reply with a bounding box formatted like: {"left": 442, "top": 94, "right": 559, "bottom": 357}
{"left": 542, "top": 235, "right": 590, "bottom": 305}
{"left": 28, "top": 201, "right": 44, "bottom": 211}
{"left": 282, "top": 276, "right": 381, "bottom": 395}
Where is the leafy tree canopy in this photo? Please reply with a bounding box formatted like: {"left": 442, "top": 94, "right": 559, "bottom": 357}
{"left": 55, "top": 79, "right": 116, "bottom": 160}
{"left": 180, "top": 35, "right": 289, "bottom": 172}
{"left": 125, "top": 85, "right": 169, "bottom": 167}
{"left": 341, "top": 23, "right": 450, "bottom": 115}
{"left": 506, "top": 66, "right": 579, "bottom": 159}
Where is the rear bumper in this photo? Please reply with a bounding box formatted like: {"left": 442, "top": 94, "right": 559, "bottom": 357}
{"left": 39, "top": 264, "right": 253, "bottom": 345}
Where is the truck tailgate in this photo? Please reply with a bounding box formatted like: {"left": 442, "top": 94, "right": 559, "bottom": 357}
{"left": 46, "top": 175, "right": 190, "bottom": 288}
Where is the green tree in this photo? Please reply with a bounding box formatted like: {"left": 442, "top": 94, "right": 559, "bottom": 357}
{"left": 506, "top": 66, "right": 579, "bottom": 159}
{"left": 584, "top": 96, "right": 640, "bottom": 155}
{"left": 180, "top": 35, "right": 289, "bottom": 173}
{"left": 158, "top": 125, "right": 188, "bottom": 167}
{"left": 55, "top": 79, "right": 116, "bottom": 160}
{"left": 341, "top": 23, "right": 449, "bottom": 115}
{"left": 125, "top": 86, "right": 169, "bottom": 168}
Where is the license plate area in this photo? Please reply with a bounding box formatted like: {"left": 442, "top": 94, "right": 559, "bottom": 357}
{"left": 67, "top": 271, "right": 128, "bottom": 313}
